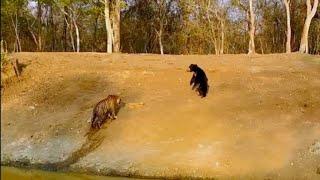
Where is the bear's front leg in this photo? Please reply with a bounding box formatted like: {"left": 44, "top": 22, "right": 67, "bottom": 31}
{"left": 190, "top": 75, "right": 196, "bottom": 86}
{"left": 192, "top": 83, "right": 199, "bottom": 90}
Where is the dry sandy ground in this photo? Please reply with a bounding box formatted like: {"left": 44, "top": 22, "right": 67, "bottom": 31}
{"left": 1, "top": 52, "right": 320, "bottom": 179}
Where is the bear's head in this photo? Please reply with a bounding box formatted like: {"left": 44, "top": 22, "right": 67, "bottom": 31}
{"left": 187, "top": 64, "right": 198, "bottom": 72}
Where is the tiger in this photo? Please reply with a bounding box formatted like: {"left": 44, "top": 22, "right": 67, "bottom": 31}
{"left": 91, "top": 95, "right": 122, "bottom": 129}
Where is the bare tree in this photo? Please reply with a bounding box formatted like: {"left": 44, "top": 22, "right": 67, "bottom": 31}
{"left": 220, "top": 18, "right": 225, "bottom": 54}
{"left": 49, "top": 5, "right": 56, "bottom": 51}
{"left": 154, "top": 0, "right": 167, "bottom": 55}
{"left": 27, "top": 19, "right": 39, "bottom": 48}
{"left": 64, "top": 11, "right": 80, "bottom": 52}
{"left": 205, "top": 3, "right": 217, "bottom": 54}
{"left": 58, "top": 3, "right": 81, "bottom": 52}
{"left": 111, "top": 0, "right": 120, "bottom": 52}
{"left": 64, "top": 15, "right": 76, "bottom": 52}
{"left": 63, "top": 6, "right": 68, "bottom": 51}
{"left": 71, "top": 12, "right": 80, "bottom": 53}
{"left": 104, "top": 0, "right": 113, "bottom": 53}
{"left": 299, "top": 0, "right": 319, "bottom": 53}
{"left": 235, "top": 0, "right": 256, "bottom": 54}
{"left": 11, "top": 13, "right": 21, "bottom": 52}
{"left": 1, "top": 40, "right": 6, "bottom": 53}
{"left": 37, "top": 0, "right": 43, "bottom": 51}
{"left": 28, "top": 2, "right": 54, "bottom": 52}
{"left": 248, "top": 0, "right": 255, "bottom": 54}
{"left": 214, "top": 5, "right": 226, "bottom": 54}
{"left": 283, "top": 0, "right": 291, "bottom": 53}
{"left": 205, "top": 0, "right": 227, "bottom": 55}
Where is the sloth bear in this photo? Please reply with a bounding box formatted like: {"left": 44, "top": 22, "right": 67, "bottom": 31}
{"left": 187, "top": 64, "right": 209, "bottom": 98}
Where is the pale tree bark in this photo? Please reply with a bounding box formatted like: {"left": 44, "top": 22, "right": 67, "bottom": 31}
{"left": 213, "top": 6, "right": 225, "bottom": 54}
{"left": 111, "top": 0, "right": 120, "bottom": 52}
{"left": 214, "top": 38, "right": 219, "bottom": 55}
{"left": 213, "top": 9, "right": 225, "bottom": 54}
{"left": 69, "top": 23, "right": 76, "bottom": 52}
{"left": 27, "top": 20, "right": 39, "bottom": 48}
{"left": 68, "top": 8, "right": 80, "bottom": 52}
{"left": 1, "top": 40, "right": 8, "bottom": 53}
{"left": 205, "top": 0, "right": 221, "bottom": 55}
{"left": 37, "top": 0, "right": 42, "bottom": 51}
{"left": 59, "top": 6, "right": 79, "bottom": 52}
{"left": 0, "top": 41, "right": 3, "bottom": 53}
{"left": 73, "top": 19, "right": 80, "bottom": 52}
{"left": 1, "top": 40, "right": 6, "bottom": 53}
{"left": 104, "top": 0, "right": 113, "bottom": 53}
{"left": 219, "top": 19, "right": 225, "bottom": 54}
{"left": 63, "top": 13, "right": 75, "bottom": 52}
{"left": 50, "top": 5, "right": 56, "bottom": 51}
{"left": 156, "top": 28, "right": 164, "bottom": 55}
{"left": 11, "top": 14, "right": 21, "bottom": 52}
{"left": 236, "top": 0, "right": 255, "bottom": 54}
{"left": 29, "top": 30, "right": 38, "bottom": 48}
{"left": 283, "top": 0, "right": 291, "bottom": 53}
{"left": 63, "top": 12, "right": 75, "bottom": 52}
{"left": 259, "top": 38, "right": 264, "bottom": 54}
{"left": 299, "top": 0, "right": 319, "bottom": 53}
{"left": 248, "top": 0, "right": 255, "bottom": 54}
{"left": 155, "top": 0, "right": 166, "bottom": 55}
{"left": 63, "top": 6, "right": 68, "bottom": 51}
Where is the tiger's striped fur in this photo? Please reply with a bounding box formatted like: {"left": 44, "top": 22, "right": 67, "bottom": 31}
{"left": 91, "top": 95, "right": 121, "bottom": 129}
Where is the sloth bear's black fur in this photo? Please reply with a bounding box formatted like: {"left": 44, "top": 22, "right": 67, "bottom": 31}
{"left": 188, "top": 64, "right": 209, "bottom": 98}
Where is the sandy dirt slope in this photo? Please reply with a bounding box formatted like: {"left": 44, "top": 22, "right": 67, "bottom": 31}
{"left": 1, "top": 52, "right": 320, "bottom": 179}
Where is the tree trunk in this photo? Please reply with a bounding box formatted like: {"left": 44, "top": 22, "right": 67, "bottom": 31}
{"left": 28, "top": 25, "right": 39, "bottom": 48}
{"left": 1, "top": 40, "right": 8, "bottom": 53}
{"left": 157, "top": 28, "right": 164, "bottom": 55}
{"left": 220, "top": 20, "right": 225, "bottom": 54}
{"left": 69, "top": 21, "right": 75, "bottom": 52}
{"left": 205, "top": 1, "right": 218, "bottom": 55}
{"left": 315, "top": 33, "right": 320, "bottom": 54}
{"left": 73, "top": 18, "right": 80, "bottom": 52}
{"left": 283, "top": 0, "right": 291, "bottom": 53}
{"left": 300, "top": 18, "right": 311, "bottom": 53}
{"left": 50, "top": 5, "right": 56, "bottom": 51}
{"left": 214, "top": 38, "right": 218, "bottom": 55}
{"left": 63, "top": 6, "right": 68, "bottom": 51}
{"left": 11, "top": 14, "right": 21, "bottom": 52}
{"left": 248, "top": 0, "right": 255, "bottom": 54}
{"left": 37, "top": 0, "right": 42, "bottom": 51}
{"left": 299, "top": 0, "right": 319, "bottom": 53}
{"left": 111, "top": 0, "right": 120, "bottom": 52}
{"left": 105, "top": 0, "right": 113, "bottom": 53}
{"left": 0, "top": 41, "right": 3, "bottom": 53}
{"left": 259, "top": 38, "right": 264, "bottom": 54}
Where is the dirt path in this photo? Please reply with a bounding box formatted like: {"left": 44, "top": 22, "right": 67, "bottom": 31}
{"left": 1, "top": 53, "right": 320, "bottom": 179}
